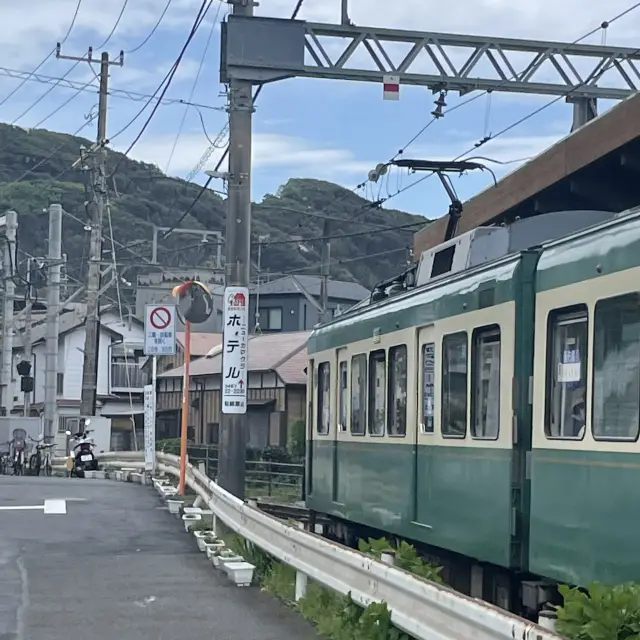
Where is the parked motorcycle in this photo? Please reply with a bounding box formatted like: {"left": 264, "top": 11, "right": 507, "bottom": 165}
{"left": 66, "top": 423, "right": 98, "bottom": 478}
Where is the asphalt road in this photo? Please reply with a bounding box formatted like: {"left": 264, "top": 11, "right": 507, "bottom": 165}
{"left": 0, "top": 475, "right": 318, "bottom": 640}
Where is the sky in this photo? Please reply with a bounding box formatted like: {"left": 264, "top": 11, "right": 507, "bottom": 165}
{"left": 0, "top": 0, "right": 639, "bottom": 228}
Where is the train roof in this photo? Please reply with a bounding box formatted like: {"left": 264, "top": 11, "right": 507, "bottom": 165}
{"left": 308, "top": 205, "right": 640, "bottom": 352}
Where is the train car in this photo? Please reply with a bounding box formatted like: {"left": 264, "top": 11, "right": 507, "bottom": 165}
{"left": 529, "top": 207, "right": 640, "bottom": 590}
{"left": 305, "top": 207, "right": 638, "bottom": 616}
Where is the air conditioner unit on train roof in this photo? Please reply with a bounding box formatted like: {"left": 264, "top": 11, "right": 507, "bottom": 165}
{"left": 415, "top": 227, "right": 510, "bottom": 287}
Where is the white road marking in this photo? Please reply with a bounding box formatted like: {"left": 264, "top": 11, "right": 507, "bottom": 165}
{"left": 0, "top": 499, "right": 67, "bottom": 514}
{"left": 43, "top": 499, "right": 66, "bottom": 514}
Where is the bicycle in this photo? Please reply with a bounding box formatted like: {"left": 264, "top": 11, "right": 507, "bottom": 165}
{"left": 28, "top": 436, "right": 56, "bottom": 477}
{"left": 0, "top": 442, "right": 11, "bottom": 475}
{"left": 10, "top": 429, "right": 26, "bottom": 476}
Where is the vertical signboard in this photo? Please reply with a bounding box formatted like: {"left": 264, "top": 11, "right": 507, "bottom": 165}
{"left": 222, "top": 286, "right": 249, "bottom": 414}
{"left": 143, "top": 384, "right": 156, "bottom": 472}
{"left": 144, "top": 304, "right": 177, "bottom": 356}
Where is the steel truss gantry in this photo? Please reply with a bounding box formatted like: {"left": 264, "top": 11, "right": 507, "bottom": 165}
{"left": 222, "top": 15, "right": 640, "bottom": 126}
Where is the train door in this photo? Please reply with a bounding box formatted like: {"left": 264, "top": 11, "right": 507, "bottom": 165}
{"left": 333, "top": 348, "right": 348, "bottom": 502}
{"left": 414, "top": 325, "right": 436, "bottom": 526}
{"left": 306, "top": 358, "right": 314, "bottom": 497}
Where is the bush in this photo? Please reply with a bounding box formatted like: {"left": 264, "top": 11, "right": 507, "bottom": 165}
{"left": 556, "top": 583, "right": 640, "bottom": 639}
{"left": 261, "top": 445, "right": 292, "bottom": 464}
{"left": 358, "top": 537, "right": 444, "bottom": 584}
{"left": 288, "top": 420, "right": 306, "bottom": 460}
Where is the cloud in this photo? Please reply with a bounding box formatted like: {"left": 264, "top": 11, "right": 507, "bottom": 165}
{"left": 263, "top": 0, "right": 640, "bottom": 44}
{"left": 115, "top": 131, "right": 374, "bottom": 180}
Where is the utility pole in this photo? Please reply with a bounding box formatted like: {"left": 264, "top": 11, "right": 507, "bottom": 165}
{"left": 217, "top": 0, "right": 255, "bottom": 499}
{"left": 320, "top": 219, "right": 330, "bottom": 323}
{"left": 22, "top": 258, "right": 33, "bottom": 416}
{"left": 44, "top": 204, "right": 62, "bottom": 442}
{"left": 0, "top": 211, "right": 17, "bottom": 415}
{"left": 56, "top": 46, "right": 123, "bottom": 421}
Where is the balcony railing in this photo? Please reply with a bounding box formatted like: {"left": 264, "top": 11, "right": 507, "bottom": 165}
{"left": 110, "top": 361, "right": 147, "bottom": 391}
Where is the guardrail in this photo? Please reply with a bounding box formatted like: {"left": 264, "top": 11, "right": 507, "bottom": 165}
{"left": 83, "top": 452, "right": 563, "bottom": 640}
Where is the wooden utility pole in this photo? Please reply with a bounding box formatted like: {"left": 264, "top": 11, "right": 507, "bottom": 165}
{"left": 56, "top": 45, "right": 123, "bottom": 422}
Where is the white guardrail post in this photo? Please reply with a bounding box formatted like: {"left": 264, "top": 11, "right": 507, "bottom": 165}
{"left": 97, "top": 451, "right": 563, "bottom": 640}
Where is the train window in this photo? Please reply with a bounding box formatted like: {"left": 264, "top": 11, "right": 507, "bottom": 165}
{"left": 388, "top": 345, "right": 407, "bottom": 436}
{"left": 317, "top": 362, "right": 330, "bottom": 435}
{"left": 339, "top": 361, "right": 348, "bottom": 432}
{"left": 471, "top": 326, "right": 501, "bottom": 440}
{"left": 368, "top": 350, "right": 386, "bottom": 436}
{"left": 350, "top": 354, "right": 367, "bottom": 435}
{"left": 593, "top": 293, "right": 640, "bottom": 441}
{"left": 545, "top": 306, "right": 588, "bottom": 439}
{"left": 421, "top": 343, "right": 436, "bottom": 433}
{"left": 441, "top": 332, "right": 468, "bottom": 438}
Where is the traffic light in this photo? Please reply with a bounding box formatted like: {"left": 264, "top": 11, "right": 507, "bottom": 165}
{"left": 16, "top": 360, "right": 31, "bottom": 377}
{"left": 17, "top": 360, "right": 33, "bottom": 394}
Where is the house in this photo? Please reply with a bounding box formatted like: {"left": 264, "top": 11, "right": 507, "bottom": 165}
{"left": 155, "top": 331, "right": 309, "bottom": 450}
{"left": 156, "top": 331, "right": 223, "bottom": 374}
{"left": 11, "top": 305, "right": 146, "bottom": 452}
{"left": 249, "top": 275, "right": 369, "bottom": 332}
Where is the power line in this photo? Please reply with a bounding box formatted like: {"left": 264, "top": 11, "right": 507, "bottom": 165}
{"left": 125, "top": 0, "right": 174, "bottom": 53}
{"left": 0, "top": 65, "right": 225, "bottom": 111}
{"left": 31, "top": 74, "right": 96, "bottom": 129}
{"left": 10, "top": 61, "right": 81, "bottom": 125}
{"left": 108, "top": 0, "right": 215, "bottom": 175}
{"left": 0, "top": 0, "right": 83, "bottom": 109}
{"left": 0, "top": 114, "right": 98, "bottom": 202}
{"left": 95, "top": 0, "right": 130, "bottom": 50}
{"left": 162, "top": 0, "right": 314, "bottom": 238}
{"left": 165, "top": 0, "right": 223, "bottom": 174}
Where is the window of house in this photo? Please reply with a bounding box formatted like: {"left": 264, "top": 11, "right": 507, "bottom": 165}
{"left": 545, "top": 306, "right": 588, "bottom": 439}
{"left": 471, "top": 326, "right": 501, "bottom": 439}
{"left": 317, "top": 362, "right": 330, "bottom": 435}
{"left": 259, "top": 307, "right": 283, "bottom": 331}
{"left": 56, "top": 372, "right": 64, "bottom": 396}
{"left": 350, "top": 354, "right": 366, "bottom": 435}
{"left": 368, "top": 350, "right": 386, "bottom": 436}
{"left": 593, "top": 294, "right": 640, "bottom": 441}
{"left": 441, "top": 332, "right": 468, "bottom": 438}
{"left": 388, "top": 345, "right": 407, "bottom": 436}
{"left": 338, "top": 361, "right": 348, "bottom": 431}
{"left": 421, "top": 343, "right": 435, "bottom": 433}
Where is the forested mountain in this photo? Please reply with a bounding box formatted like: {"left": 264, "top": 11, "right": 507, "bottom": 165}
{"left": 0, "top": 122, "right": 428, "bottom": 291}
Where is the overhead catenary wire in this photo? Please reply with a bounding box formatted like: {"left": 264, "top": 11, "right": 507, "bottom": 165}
{"left": 390, "top": 2, "right": 640, "bottom": 160}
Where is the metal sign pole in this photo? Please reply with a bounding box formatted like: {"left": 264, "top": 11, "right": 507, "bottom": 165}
{"left": 178, "top": 320, "right": 191, "bottom": 495}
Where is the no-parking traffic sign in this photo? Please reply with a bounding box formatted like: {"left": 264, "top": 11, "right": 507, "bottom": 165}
{"left": 144, "top": 304, "right": 177, "bottom": 356}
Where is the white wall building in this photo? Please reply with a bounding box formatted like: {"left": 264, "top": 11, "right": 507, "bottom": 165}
{"left": 11, "top": 306, "right": 146, "bottom": 452}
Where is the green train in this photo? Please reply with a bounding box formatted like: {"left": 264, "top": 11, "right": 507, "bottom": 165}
{"left": 305, "top": 206, "right": 640, "bottom": 617}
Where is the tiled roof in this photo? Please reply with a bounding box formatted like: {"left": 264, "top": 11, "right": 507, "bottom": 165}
{"left": 159, "top": 330, "right": 310, "bottom": 383}
{"left": 176, "top": 332, "right": 222, "bottom": 356}
{"left": 249, "top": 275, "right": 369, "bottom": 302}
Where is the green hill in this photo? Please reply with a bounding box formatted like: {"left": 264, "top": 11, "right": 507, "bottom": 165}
{"left": 0, "top": 123, "right": 428, "bottom": 292}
